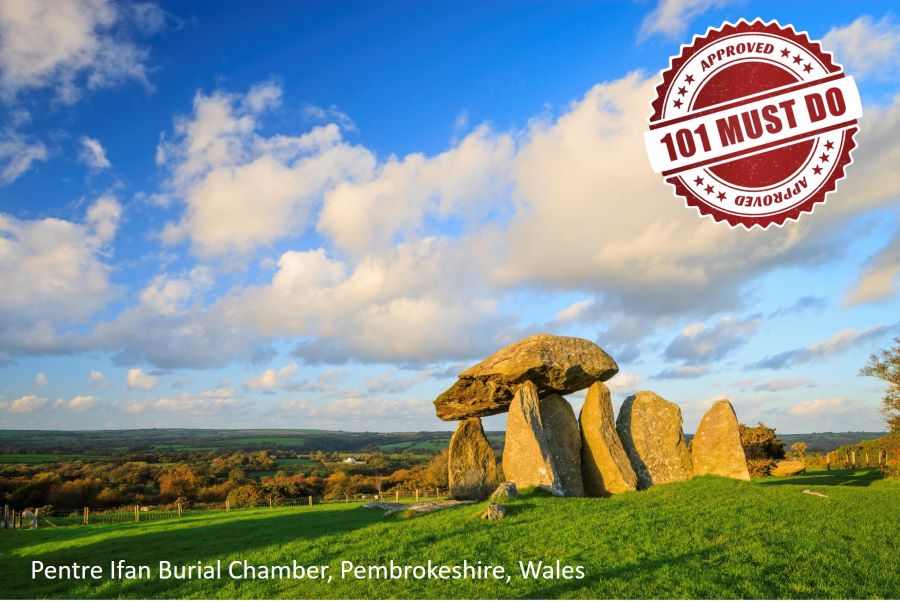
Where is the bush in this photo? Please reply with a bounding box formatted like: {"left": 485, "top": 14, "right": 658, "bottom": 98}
{"left": 740, "top": 422, "right": 785, "bottom": 461}
{"left": 747, "top": 459, "right": 777, "bottom": 477}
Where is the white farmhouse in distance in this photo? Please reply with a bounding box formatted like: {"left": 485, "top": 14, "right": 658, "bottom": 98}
{"left": 343, "top": 457, "right": 365, "bottom": 464}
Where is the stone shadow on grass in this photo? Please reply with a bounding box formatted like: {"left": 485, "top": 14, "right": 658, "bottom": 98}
{"left": 757, "top": 468, "right": 884, "bottom": 488}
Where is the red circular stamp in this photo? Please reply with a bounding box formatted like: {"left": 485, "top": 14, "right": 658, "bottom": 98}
{"left": 644, "top": 19, "right": 862, "bottom": 229}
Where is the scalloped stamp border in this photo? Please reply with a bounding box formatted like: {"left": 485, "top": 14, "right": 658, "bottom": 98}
{"left": 644, "top": 19, "right": 862, "bottom": 229}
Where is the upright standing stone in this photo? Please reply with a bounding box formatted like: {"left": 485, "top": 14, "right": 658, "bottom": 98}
{"left": 448, "top": 418, "right": 500, "bottom": 500}
{"left": 616, "top": 391, "right": 693, "bottom": 489}
{"left": 579, "top": 382, "right": 638, "bottom": 495}
{"left": 541, "top": 394, "right": 584, "bottom": 497}
{"left": 691, "top": 399, "right": 750, "bottom": 481}
{"left": 502, "top": 381, "right": 584, "bottom": 496}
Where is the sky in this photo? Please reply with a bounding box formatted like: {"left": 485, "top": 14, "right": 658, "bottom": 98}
{"left": 0, "top": 0, "right": 899, "bottom": 434}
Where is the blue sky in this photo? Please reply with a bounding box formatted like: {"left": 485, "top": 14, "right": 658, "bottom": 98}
{"left": 0, "top": 0, "right": 898, "bottom": 434}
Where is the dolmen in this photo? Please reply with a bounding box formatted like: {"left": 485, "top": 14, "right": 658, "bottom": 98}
{"left": 433, "top": 333, "right": 752, "bottom": 501}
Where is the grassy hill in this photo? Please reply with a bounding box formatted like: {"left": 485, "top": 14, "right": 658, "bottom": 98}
{"left": 1, "top": 469, "right": 897, "bottom": 599}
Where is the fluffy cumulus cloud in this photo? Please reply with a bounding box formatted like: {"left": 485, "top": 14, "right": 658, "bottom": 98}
{"left": 0, "top": 197, "right": 121, "bottom": 362}
{"left": 56, "top": 395, "right": 100, "bottom": 410}
{"left": 243, "top": 362, "right": 299, "bottom": 391}
{"left": 126, "top": 368, "right": 158, "bottom": 391}
{"left": 0, "top": 0, "right": 156, "bottom": 102}
{"left": 749, "top": 324, "right": 896, "bottom": 370}
{"left": 822, "top": 15, "right": 900, "bottom": 80}
{"left": 158, "top": 82, "right": 376, "bottom": 260}
{"left": 318, "top": 124, "right": 515, "bottom": 259}
{"left": 7, "top": 395, "right": 48, "bottom": 413}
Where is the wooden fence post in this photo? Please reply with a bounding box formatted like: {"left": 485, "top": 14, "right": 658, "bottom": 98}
{"left": 226, "top": 500, "right": 230, "bottom": 512}
{"left": 83, "top": 506, "right": 89, "bottom": 525}
{"left": 415, "top": 489, "right": 419, "bottom": 502}
{"left": 308, "top": 496, "right": 312, "bottom": 507}
{"left": 395, "top": 490, "right": 400, "bottom": 502}
{"left": 177, "top": 502, "right": 182, "bottom": 518}
{"left": 34, "top": 508, "right": 40, "bottom": 529}
{"left": 135, "top": 505, "right": 140, "bottom": 522}
{"left": 3, "top": 505, "right": 7, "bottom": 529}
{"left": 268, "top": 498, "right": 273, "bottom": 509}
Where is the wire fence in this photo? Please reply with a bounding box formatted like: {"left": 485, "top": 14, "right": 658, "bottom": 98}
{"left": 1, "top": 488, "right": 450, "bottom": 530}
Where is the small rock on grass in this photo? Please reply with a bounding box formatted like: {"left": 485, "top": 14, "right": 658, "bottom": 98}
{"left": 489, "top": 482, "right": 519, "bottom": 501}
{"left": 481, "top": 503, "right": 506, "bottom": 520}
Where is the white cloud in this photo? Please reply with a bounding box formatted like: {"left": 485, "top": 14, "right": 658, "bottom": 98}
{"left": 845, "top": 226, "right": 900, "bottom": 305}
{"left": 234, "top": 243, "right": 508, "bottom": 364}
{"left": 80, "top": 136, "right": 111, "bottom": 170}
{"left": 34, "top": 372, "right": 47, "bottom": 387}
{"left": 0, "top": 197, "right": 121, "bottom": 360}
{"left": 750, "top": 324, "right": 896, "bottom": 369}
{"left": 665, "top": 315, "right": 762, "bottom": 362}
{"left": 126, "top": 367, "right": 158, "bottom": 391}
{"left": 0, "top": 0, "right": 155, "bottom": 102}
{"left": 653, "top": 364, "right": 711, "bottom": 379}
{"left": 121, "top": 387, "right": 243, "bottom": 417}
{"left": 318, "top": 124, "right": 515, "bottom": 259}
{"left": 85, "top": 195, "right": 121, "bottom": 243}
{"left": 67, "top": 395, "right": 100, "bottom": 410}
{"left": 785, "top": 397, "right": 846, "bottom": 417}
{"left": 823, "top": 15, "right": 900, "bottom": 80}
{"left": 606, "top": 371, "right": 642, "bottom": 395}
{"left": 8, "top": 394, "right": 47, "bottom": 413}
{"left": 243, "top": 362, "right": 299, "bottom": 391}
{"left": 158, "top": 82, "right": 375, "bottom": 260}
{"left": 0, "top": 131, "right": 47, "bottom": 183}
{"left": 138, "top": 272, "right": 200, "bottom": 316}
{"left": 639, "top": 0, "right": 735, "bottom": 40}
{"left": 753, "top": 378, "right": 811, "bottom": 392}
{"left": 554, "top": 300, "right": 595, "bottom": 322}
{"left": 88, "top": 369, "right": 109, "bottom": 388}
{"left": 304, "top": 103, "right": 357, "bottom": 133}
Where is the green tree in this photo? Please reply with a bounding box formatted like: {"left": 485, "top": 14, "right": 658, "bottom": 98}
{"left": 860, "top": 336, "right": 900, "bottom": 433}
{"left": 790, "top": 442, "right": 808, "bottom": 459}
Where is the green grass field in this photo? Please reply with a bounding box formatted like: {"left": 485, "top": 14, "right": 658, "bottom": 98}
{"left": 1, "top": 470, "right": 897, "bottom": 599}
